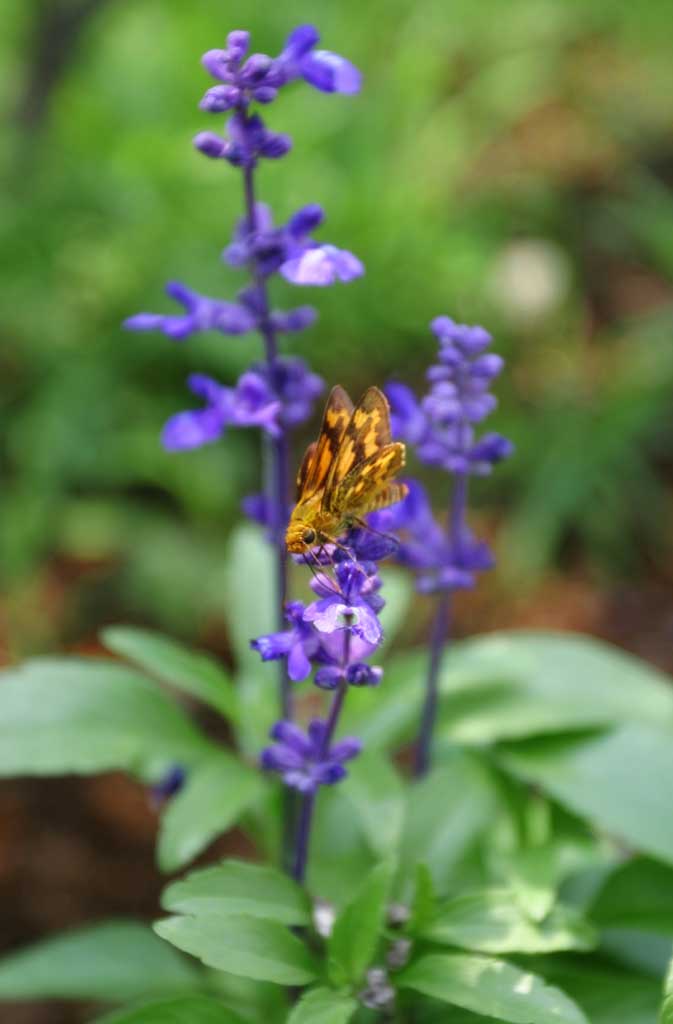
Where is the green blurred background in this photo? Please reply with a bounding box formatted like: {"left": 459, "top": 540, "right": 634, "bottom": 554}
{"left": 3, "top": 0, "right": 673, "bottom": 660}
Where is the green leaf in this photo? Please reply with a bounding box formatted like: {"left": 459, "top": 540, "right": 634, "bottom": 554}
{"left": 157, "top": 753, "right": 265, "bottom": 872}
{"left": 225, "top": 524, "right": 276, "bottom": 756}
{"left": 661, "top": 953, "right": 673, "bottom": 1023}
{"left": 0, "top": 658, "right": 212, "bottom": 778}
{"left": 161, "top": 859, "right": 311, "bottom": 926}
{"left": 438, "top": 631, "right": 673, "bottom": 744}
{"left": 287, "top": 987, "right": 357, "bottom": 1024}
{"left": 102, "top": 626, "right": 236, "bottom": 720}
{"left": 535, "top": 962, "right": 662, "bottom": 1024}
{"left": 377, "top": 568, "right": 413, "bottom": 652}
{"left": 97, "top": 995, "right": 243, "bottom": 1024}
{"left": 499, "top": 724, "right": 673, "bottom": 867}
{"left": 341, "top": 750, "right": 405, "bottom": 856}
{"left": 590, "top": 856, "right": 673, "bottom": 933}
{"left": 342, "top": 631, "right": 673, "bottom": 753}
{"left": 154, "top": 914, "right": 319, "bottom": 986}
{"left": 0, "top": 921, "right": 200, "bottom": 1002}
{"left": 328, "top": 859, "right": 394, "bottom": 987}
{"left": 398, "top": 953, "right": 589, "bottom": 1023}
{"left": 408, "top": 863, "right": 437, "bottom": 937}
{"left": 424, "top": 888, "right": 596, "bottom": 954}
{"left": 306, "top": 785, "right": 376, "bottom": 902}
{"left": 399, "top": 749, "right": 497, "bottom": 890}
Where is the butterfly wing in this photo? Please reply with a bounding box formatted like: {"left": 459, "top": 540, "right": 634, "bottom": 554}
{"left": 330, "top": 443, "right": 407, "bottom": 519}
{"left": 296, "top": 385, "right": 354, "bottom": 503}
{"left": 322, "top": 386, "right": 393, "bottom": 514}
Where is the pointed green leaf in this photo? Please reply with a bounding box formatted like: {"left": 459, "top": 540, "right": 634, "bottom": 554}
{"left": 102, "top": 626, "right": 236, "bottom": 720}
{"left": 328, "top": 859, "right": 394, "bottom": 987}
{"left": 408, "top": 863, "right": 437, "bottom": 936}
{"left": 161, "top": 859, "right": 310, "bottom": 925}
{"left": 154, "top": 914, "right": 319, "bottom": 986}
{"left": 225, "top": 524, "right": 276, "bottom": 755}
{"left": 500, "top": 724, "right": 673, "bottom": 867}
{"left": 0, "top": 659, "right": 212, "bottom": 778}
{"left": 424, "top": 888, "right": 596, "bottom": 954}
{"left": 157, "top": 754, "right": 264, "bottom": 872}
{"left": 398, "top": 953, "right": 589, "bottom": 1023}
{"left": 590, "top": 856, "right": 673, "bottom": 933}
{"left": 97, "top": 995, "right": 244, "bottom": 1023}
{"left": 342, "top": 750, "right": 405, "bottom": 856}
{"left": 287, "top": 987, "right": 357, "bottom": 1024}
{"left": 661, "top": 953, "right": 673, "bottom": 1023}
{"left": 0, "top": 921, "right": 200, "bottom": 1002}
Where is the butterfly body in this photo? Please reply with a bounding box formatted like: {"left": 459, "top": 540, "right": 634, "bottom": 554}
{"left": 286, "top": 385, "right": 407, "bottom": 555}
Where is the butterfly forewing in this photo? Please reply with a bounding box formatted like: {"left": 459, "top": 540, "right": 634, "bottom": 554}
{"left": 297, "top": 385, "right": 354, "bottom": 503}
{"left": 322, "top": 387, "right": 393, "bottom": 513}
{"left": 330, "top": 442, "right": 406, "bottom": 519}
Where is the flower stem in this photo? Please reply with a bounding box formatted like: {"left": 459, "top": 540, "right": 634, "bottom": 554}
{"left": 241, "top": 158, "right": 292, "bottom": 723}
{"left": 413, "top": 473, "right": 468, "bottom": 777}
{"left": 292, "top": 622, "right": 352, "bottom": 883}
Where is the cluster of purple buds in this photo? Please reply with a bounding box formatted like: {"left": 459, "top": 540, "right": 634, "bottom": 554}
{"left": 196, "top": 25, "right": 361, "bottom": 117}
{"left": 194, "top": 25, "right": 360, "bottom": 166}
{"left": 225, "top": 203, "right": 363, "bottom": 287}
{"left": 260, "top": 720, "right": 360, "bottom": 795}
{"left": 254, "top": 550, "right": 388, "bottom": 791}
{"left": 387, "top": 317, "right": 513, "bottom": 476}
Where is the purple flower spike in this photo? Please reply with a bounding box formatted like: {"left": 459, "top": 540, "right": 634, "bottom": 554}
{"left": 260, "top": 717, "right": 361, "bottom": 793}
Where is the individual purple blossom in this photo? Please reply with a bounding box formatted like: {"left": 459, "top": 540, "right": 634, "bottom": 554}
{"left": 260, "top": 719, "right": 361, "bottom": 794}
{"left": 224, "top": 202, "right": 364, "bottom": 286}
{"left": 251, "top": 601, "right": 321, "bottom": 682}
{"left": 304, "top": 561, "right": 383, "bottom": 647}
{"left": 150, "top": 764, "right": 186, "bottom": 806}
{"left": 315, "top": 662, "right": 383, "bottom": 690}
{"left": 274, "top": 25, "right": 362, "bottom": 95}
{"left": 162, "top": 371, "right": 281, "bottom": 451}
{"left": 124, "top": 281, "right": 256, "bottom": 341}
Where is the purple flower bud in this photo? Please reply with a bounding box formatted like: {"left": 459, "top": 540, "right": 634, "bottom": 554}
{"left": 226, "top": 30, "right": 250, "bottom": 59}
{"left": 260, "top": 132, "right": 292, "bottom": 159}
{"left": 346, "top": 663, "right": 383, "bottom": 687}
{"left": 330, "top": 737, "right": 362, "bottom": 761}
{"left": 283, "top": 24, "right": 320, "bottom": 60}
{"left": 315, "top": 666, "right": 344, "bottom": 690}
{"left": 239, "top": 53, "right": 274, "bottom": 85}
{"left": 193, "top": 131, "right": 228, "bottom": 158}
{"left": 199, "top": 85, "right": 241, "bottom": 112}
{"left": 288, "top": 204, "right": 325, "bottom": 237}
{"left": 269, "top": 306, "right": 318, "bottom": 333}
{"left": 201, "top": 49, "right": 234, "bottom": 81}
{"left": 252, "top": 86, "right": 278, "bottom": 103}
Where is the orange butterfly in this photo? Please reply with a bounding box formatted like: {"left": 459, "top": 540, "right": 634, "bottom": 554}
{"left": 285, "top": 385, "right": 408, "bottom": 555}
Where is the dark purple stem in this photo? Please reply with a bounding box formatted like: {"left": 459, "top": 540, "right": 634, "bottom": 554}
{"left": 413, "top": 472, "right": 468, "bottom": 777}
{"left": 292, "top": 622, "right": 352, "bottom": 883}
{"left": 241, "top": 158, "right": 292, "bottom": 722}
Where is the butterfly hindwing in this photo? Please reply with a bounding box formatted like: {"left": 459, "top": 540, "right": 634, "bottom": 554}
{"left": 297, "top": 385, "right": 354, "bottom": 502}
{"left": 323, "top": 386, "right": 392, "bottom": 512}
{"left": 330, "top": 442, "right": 406, "bottom": 518}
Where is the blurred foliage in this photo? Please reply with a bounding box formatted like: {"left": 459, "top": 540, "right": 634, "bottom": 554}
{"left": 2, "top": 0, "right": 673, "bottom": 654}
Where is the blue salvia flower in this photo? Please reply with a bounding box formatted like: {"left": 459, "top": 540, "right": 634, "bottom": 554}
{"left": 377, "top": 317, "right": 513, "bottom": 775}
{"left": 123, "top": 24, "right": 362, "bottom": 733}
{"left": 261, "top": 720, "right": 361, "bottom": 794}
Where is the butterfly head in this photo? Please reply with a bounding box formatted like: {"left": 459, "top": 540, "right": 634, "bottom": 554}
{"left": 285, "top": 515, "right": 319, "bottom": 555}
